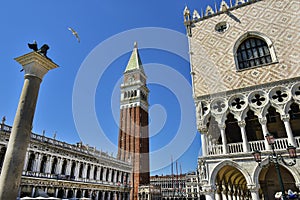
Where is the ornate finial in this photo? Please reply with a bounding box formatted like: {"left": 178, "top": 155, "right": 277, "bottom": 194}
{"left": 220, "top": 0, "right": 229, "bottom": 12}
{"left": 193, "top": 10, "right": 201, "bottom": 20}
{"left": 134, "top": 41, "right": 138, "bottom": 49}
{"left": 42, "top": 130, "right": 45, "bottom": 137}
{"left": 53, "top": 131, "right": 57, "bottom": 140}
{"left": 183, "top": 6, "right": 191, "bottom": 21}
{"left": 214, "top": 1, "right": 218, "bottom": 13}
{"left": 1, "top": 116, "right": 6, "bottom": 124}
{"left": 206, "top": 6, "right": 214, "bottom": 16}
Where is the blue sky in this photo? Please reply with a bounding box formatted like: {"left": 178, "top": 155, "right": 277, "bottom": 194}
{"left": 0, "top": 0, "right": 228, "bottom": 175}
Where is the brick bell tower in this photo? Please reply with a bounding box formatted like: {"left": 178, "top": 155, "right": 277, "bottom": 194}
{"left": 117, "top": 42, "right": 150, "bottom": 200}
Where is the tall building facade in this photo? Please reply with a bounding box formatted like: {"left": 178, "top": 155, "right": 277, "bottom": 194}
{"left": 184, "top": 0, "right": 300, "bottom": 200}
{"left": 117, "top": 42, "right": 150, "bottom": 200}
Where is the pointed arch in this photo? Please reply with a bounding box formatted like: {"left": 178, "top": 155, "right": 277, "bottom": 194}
{"left": 210, "top": 160, "right": 252, "bottom": 187}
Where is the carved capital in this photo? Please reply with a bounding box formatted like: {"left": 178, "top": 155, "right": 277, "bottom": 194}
{"left": 258, "top": 117, "right": 267, "bottom": 125}
{"left": 281, "top": 114, "right": 290, "bottom": 122}
{"left": 218, "top": 123, "right": 226, "bottom": 130}
{"left": 238, "top": 120, "right": 246, "bottom": 128}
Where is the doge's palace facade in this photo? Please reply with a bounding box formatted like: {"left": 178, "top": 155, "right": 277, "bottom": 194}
{"left": 184, "top": 0, "right": 300, "bottom": 199}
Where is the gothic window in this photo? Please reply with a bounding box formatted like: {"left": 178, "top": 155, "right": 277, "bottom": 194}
{"left": 236, "top": 37, "right": 272, "bottom": 69}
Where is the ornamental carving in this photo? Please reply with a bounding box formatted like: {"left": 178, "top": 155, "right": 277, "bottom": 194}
{"left": 210, "top": 98, "right": 228, "bottom": 114}
{"left": 269, "top": 86, "right": 291, "bottom": 104}
{"left": 248, "top": 90, "right": 269, "bottom": 108}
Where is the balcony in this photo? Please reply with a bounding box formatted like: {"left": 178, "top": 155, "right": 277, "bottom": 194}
{"left": 207, "top": 136, "right": 300, "bottom": 155}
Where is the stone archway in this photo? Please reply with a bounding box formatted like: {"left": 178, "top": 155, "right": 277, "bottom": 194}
{"left": 259, "top": 164, "right": 298, "bottom": 200}
{"left": 214, "top": 165, "right": 251, "bottom": 200}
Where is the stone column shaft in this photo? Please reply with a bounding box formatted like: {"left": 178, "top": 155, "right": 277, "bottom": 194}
{"left": 282, "top": 116, "right": 297, "bottom": 147}
{"left": 201, "top": 133, "right": 208, "bottom": 156}
{"left": 0, "top": 75, "right": 41, "bottom": 198}
{"left": 219, "top": 125, "right": 228, "bottom": 154}
{"left": 259, "top": 117, "right": 271, "bottom": 150}
{"left": 238, "top": 121, "right": 249, "bottom": 152}
{"left": 0, "top": 51, "right": 58, "bottom": 200}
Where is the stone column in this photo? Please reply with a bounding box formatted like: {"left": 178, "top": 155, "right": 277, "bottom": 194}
{"left": 281, "top": 115, "right": 297, "bottom": 147}
{"left": 66, "top": 160, "right": 72, "bottom": 176}
{"left": 215, "top": 189, "right": 221, "bottom": 200}
{"left": 74, "top": 162, "right": 80, "bottom": 179}
{"left": 200, "top": 132, "right": 208, "bottom": 156}
{"left": 35, "top": 153, "right": 42, "bottom": 172}
{"left": 23, "top": 151, "right": 30, "bottom": 171}
{"left": 219, "top": 124, "right": 228, "bottom": 154}
{"left": 0, "top": 50, "right": 58, "bottom": 200}
{"left": 238, "top": 121, "right": 250, "bottom": 152}
{"left": 46, "top": 156, "right": 54, "bottom": 174}
{"left": 103, "top": 168, "right": 107, "bottom": 181}
{"left": 249, "top": 188, "right": 259, "bottom": 200}
{"left": 258, "top": 117, "right": 271, "bottom": 150}
{"left": 31, "top": 186, "right": 36, "bottom": 197}
{"left": 56, "top": 158, "right": 63, "bottom": 174}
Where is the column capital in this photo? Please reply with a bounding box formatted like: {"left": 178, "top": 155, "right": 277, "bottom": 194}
{"left": 218, "top": 123, "right": 226, "bottom": 130}
{"left": 258, "top": 117, "right": 267, "bottom": 125}
{"left": 247, "top": 184, "right": 260, "bottom": 191}
{"left": 238, "top": 120, "right": 246, "bottom": 128}
{"left": 15, "top": 51, "right": 58, "bottom": 80}
{"left": 281, "top": 114, "right": 290, "bottom": 122}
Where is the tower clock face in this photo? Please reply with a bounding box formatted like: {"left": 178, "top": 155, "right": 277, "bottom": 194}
{"left": 128, "top": 75, "right": 135, "bottom": 83}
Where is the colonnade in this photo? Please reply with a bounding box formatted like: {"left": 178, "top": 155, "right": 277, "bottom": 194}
{"left": 21, "top": 151, "right": 130, "bottom": 185}
{"left": 19, "top": 185, "right": 130, "bottom": 200}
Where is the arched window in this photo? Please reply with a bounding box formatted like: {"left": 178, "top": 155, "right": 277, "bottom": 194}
{"left": 234, "top": 32, "right": 277, "bottom": 70}
{"left": 237, "top": 37, "right": 271, "bottom": 69}
{"left": 79, "top": 163, "right": 83, "bottom": 178}
{"left": 27, "top": 153, "right": 35, "bottom": 171}
{"left": 70, "top": 162, "right": 76, "bottom": 179}
{"left": 51, "top": 158, "right": 58, "bottom": 174}
{"left": 86, "top": 165, "right": 91, "bottom": 179}
{"left": 39, "top": 156, "right": 47, "bottom": 173}
{"left": 61, "top": 160, "right": 67, "bottom": 175}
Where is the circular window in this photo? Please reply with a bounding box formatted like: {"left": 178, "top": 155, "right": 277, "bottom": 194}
{"left": 215, "top": 22, "right": 229, "bottom": 33}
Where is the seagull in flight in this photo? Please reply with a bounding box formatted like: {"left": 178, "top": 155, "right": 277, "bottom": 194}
{"left": 68, "top": 27, "right": 80, "bottom": 43}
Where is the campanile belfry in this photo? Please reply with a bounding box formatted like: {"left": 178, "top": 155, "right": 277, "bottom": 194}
{"left": 117, "top": 42, "right": 150, "bottom": 199}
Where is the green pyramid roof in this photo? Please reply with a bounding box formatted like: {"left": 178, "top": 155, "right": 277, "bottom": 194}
{"left": 124, "top": 42, "right": 144, "bottom": 73}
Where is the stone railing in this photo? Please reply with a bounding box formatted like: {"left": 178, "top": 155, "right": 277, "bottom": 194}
{"left": 207, "top": 136, "right": 300, "bottom": 156}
